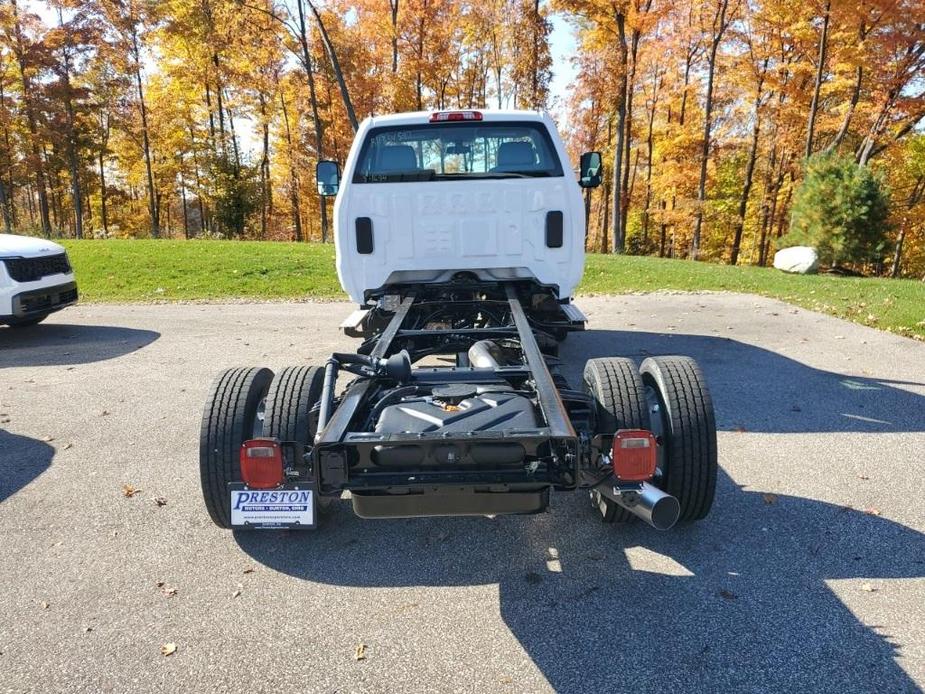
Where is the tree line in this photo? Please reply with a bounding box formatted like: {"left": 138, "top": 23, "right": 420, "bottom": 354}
{"left": 560, "top": 0, "right": 925, "bottom": 276}
{"left": 0, "top": 0, "right": 551, "bottom": 242}
{"left": 0, "top": 0, "right": 923, "bottom": 277}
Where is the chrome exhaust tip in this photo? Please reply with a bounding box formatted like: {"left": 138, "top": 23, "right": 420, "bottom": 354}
{"left": 597, "top": 480, "right": 680, "bottom": 530}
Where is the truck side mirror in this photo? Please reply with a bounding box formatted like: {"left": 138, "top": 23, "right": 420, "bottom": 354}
{"left": 578, "top": 151, "right": 602, "bottom": 188}
{"left": 316, "top": 160, "right": 340, "bottom": 196}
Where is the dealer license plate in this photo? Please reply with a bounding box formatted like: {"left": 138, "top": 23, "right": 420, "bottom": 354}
{"left": 229, "top": 485, "right": 315, "bottom": 529}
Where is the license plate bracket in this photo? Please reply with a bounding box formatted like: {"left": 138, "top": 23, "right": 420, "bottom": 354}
{"left": 228, "top": 483, "right": 316, "bottom": 529}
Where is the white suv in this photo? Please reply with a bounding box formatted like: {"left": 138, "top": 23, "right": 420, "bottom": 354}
{"left": 0, "top": 234, "right": 78, "bottom": 328}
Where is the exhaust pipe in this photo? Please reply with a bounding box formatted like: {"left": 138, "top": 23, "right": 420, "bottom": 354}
{"left": 595, "top": 480, "right": 680, "bottom": 530}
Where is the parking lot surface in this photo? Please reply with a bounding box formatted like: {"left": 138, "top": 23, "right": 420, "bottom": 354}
{"left": 1, "top": 293, "right": 923, "bottom": 693}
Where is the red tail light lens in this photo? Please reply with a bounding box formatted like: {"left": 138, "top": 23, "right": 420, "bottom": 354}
{"left": 240, "top": 438, "right": 284, "bottom": 489}
{"left": 429, "top": 110, "right": 483, "bottom": 122}
{"left": 611, "top": 429, "right": 658, "bottom": 481}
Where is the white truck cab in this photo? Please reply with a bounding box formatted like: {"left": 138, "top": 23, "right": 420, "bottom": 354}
{"left": 317, "top": 110, "right": 602, "bottom": 304}
{"left": 0, "top": 234, "right": 78, "bottom": 327}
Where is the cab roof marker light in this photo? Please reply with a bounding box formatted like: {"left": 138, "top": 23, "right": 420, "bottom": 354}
{"left": 429, "top": 111, "right": 483, "bottom": 122}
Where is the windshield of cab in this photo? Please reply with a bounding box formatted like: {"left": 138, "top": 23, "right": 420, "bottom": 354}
{"left": 352, "top": 121, "right": 564, "bottom": 183}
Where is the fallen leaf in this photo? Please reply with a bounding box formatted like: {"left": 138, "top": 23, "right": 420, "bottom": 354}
{"left": 243, "top": 567, "right": 255, "bottom": 574}
{"left": 857, "top": 474, "right": 870, "bottom": 481}
{"left": 232, "top": 589, "right": 242, "bottom": 599}
{"left": 861, "top": 583, "right": 878, "bottom": 592}
{"left": 719, "top": 589, "right": 737, "bottom": 601}
{"left": 762, "top": 494, "right": 778, "bottom": 505}
{"left": 354, "top": 643, "right": 367, "bottom": 661}
{"left": 864, "top": 508, "right": 881, "bottom": 516}
{"left": 155, "top": 581, "right": 165, "bottom": 588}
{"left": 161, "top": 643, "right": 177, "bottom": 657}
{"left": 63, "top": 443, "right": 73, "bottom": 450}
{"left": 121, "top": 484, "right": 140, "bottom": 498}
{"left": 152, "top": 496, "right": 168, "bottom": 507}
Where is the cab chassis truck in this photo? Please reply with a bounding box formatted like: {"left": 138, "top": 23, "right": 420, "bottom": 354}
{"left": 199, "top": 110, "right": 716, "bottom": 531}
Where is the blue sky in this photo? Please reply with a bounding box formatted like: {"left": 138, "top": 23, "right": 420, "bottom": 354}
{"left": 547, "top": 12, "right": 579, "bottom": 119}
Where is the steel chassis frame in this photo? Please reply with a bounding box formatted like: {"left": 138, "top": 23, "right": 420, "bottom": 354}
{"left": 308, "top": 282, "right": 602, "bottom": 515}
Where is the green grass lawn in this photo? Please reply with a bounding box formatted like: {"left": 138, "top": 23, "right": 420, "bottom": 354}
{"left": 62, "top": 239, "right": 925, "bottom": 339}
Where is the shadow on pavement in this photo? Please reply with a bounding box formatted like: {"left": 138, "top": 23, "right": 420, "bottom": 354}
{"left": 234, "top": 328, "right": 925, "bottom": 691}
{"left": 236, "top": 470, "right": 925, "bottom": 692}
{"left": 562, "top": 329, "right": 925, "bottom": 433}
{"left": 0, "top": 430, "right": 54, "bottom": 503}
{"left": 0, "top": 323, "right": 159, "bottom": 367}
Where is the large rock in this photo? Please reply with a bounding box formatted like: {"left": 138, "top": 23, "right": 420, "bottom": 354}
{"left": 773, "top": 246, "right": 819, "bottom": 274}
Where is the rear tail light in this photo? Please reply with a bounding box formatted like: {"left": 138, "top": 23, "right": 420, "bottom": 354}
{"left": 240, "top": 438, "right": 284, "bottom": 489}
{"left": 611, "top": 430, "right": 657, "bottom": 481}
{"left": 429, "top": 110, "right": 483, "bottom": 122}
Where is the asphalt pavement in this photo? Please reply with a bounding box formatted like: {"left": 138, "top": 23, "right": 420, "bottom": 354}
{"left": 1, "top": 293, "right": 923, "bottom": 694}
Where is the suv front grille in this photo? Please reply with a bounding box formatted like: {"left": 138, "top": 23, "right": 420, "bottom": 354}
{"left": 3, "top": 253, "right": 71, "bottom": 283}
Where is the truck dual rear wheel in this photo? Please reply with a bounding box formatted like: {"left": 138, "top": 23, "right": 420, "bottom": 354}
{"left": 583, "top": 357, "right": 648, "bottom": 523}
{"left": 640, "top": 356, "right": 717, "bottom": 522}
{"left": 199, "top": 367, "right": 274, "bottom": 529}
{"left": 263, "top": 365, "right": 335, "bottom": 512}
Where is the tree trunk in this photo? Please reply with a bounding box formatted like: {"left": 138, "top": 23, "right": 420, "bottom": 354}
{"left": 131, "top": 27, "right": 159, "bottom": 238}
{"left": 296, "top": 0, "right": 328, "bottom": 241}
{"left": 805, "top": 0, "right": 830, "bottom": 159}
{"left": 658, "top": 200, "right": 667, "bottom": 257}
{"left": 280, "top": 90, "right": 303, "bottom": 243}
{"left": 259, "top": 93, "right": 271, "bottom": 239}
{"left": 0, "top": 181, "right": 11, "bottom": 234}
{"left": 416, "top": 11, "right": 426, "bottom": 111}
{"left": 0, "top": 81, "right": 15, "bottom": 232}
{"left": 730, "top": 117, "right": 760, "bottom": 265}
{"left": 98, "top": 149, "right": 109, "bottom": 236}
{"left": 828, "top": 21, "right": 867, "bottom": 154}
{"left": 611, "top": 11, "right": 628, "bottom": 254}
{"left": 227, "top": 102, "right": 241, "bottom": 174}
{"left": 305, "top": 0, "right": 359, "bottom": 132}
{"left": 891, "top": 178, "right": 924, "bottom": 277}
{"left": 204, "top": 83, "right": 217, "bottom": 152}
{"left": 213, "top": 54, "right": 228, "bottom": 157}
{"left": 390, "top": 0, "right": 399, "bottom": 73}
{"left": 691, "top": 0, "right": 731, "bottom": 259}
{"left": 180, "top": 160, "right": 190, "bottom": 240}
{"left": 620, "top": 30, "right": 640, "bottom": 247}
{"left": 11, "top": 0, "right": 52, "bottom": 237}
{"left": 642, "top": 66, "right": 659, "bottom": 245}
{"left": 730, "top": 66, "right": 766, "bottom": 265}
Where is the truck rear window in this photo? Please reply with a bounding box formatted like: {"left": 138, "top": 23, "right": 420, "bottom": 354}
{"left": 352, "top": 121, "right": 564, "bottom": 183}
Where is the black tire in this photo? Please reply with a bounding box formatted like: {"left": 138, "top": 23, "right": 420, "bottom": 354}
{"left": 582, "top": 357, "right": 648, "bottom": 523}
{"left": 199, "top": 367, "right": 274, "bottom": 528}
{"left": 640, "top": 356, "right": 717, "bottom": 522}
{"left": 6, "top": 314, "right": 48, "bottom": 327}
{"left": 263, "top": 366, "right": 335, "bottom": 512}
